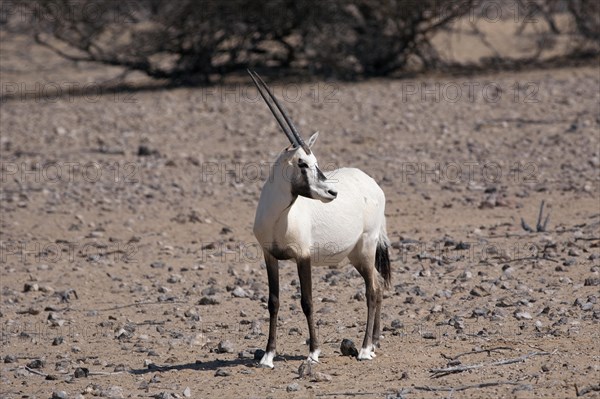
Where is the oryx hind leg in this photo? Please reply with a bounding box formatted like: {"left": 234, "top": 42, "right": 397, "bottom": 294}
{"left": 349, "top": 239, "right": 381, "bottom": 360}
{"left": 297, "top": 258, "right": 320, "bottom": 363}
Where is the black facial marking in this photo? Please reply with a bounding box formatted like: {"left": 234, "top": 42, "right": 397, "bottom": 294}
{"left": 315, "top": 166, "right": 327, "bottom": 181}
{"left": 291, "top": 166, "right": 312, "bottom": 198}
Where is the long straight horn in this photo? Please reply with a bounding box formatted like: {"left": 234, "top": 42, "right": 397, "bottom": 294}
{"left": 248, "top": 70, "right": 311, "bottom": 154}
{"left": 248, "top": 70, "right": 298, "bottom": 147}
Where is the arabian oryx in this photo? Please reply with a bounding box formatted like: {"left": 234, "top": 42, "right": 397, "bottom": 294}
{"left": 248, "top": 70, "right": 391, "bottom": 368}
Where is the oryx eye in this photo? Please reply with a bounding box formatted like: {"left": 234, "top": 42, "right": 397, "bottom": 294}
{"left": 298, "top": 161, "right": 308, "bottom": 169}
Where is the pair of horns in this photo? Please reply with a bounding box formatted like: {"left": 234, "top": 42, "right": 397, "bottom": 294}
{"left": 248, "top": 69, "right": 311, "bottom": 154}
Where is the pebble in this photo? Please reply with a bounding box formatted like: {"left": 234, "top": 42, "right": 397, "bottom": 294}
{"left": 584, "top": 278, "right": 600, "bottom": 286}
{"left": 287, "top": 382, "right": 300, "bottom": 392}
{"left": 52, "top": 391, "right": 68, "bottom": 399}
{"left": 298, "top": 360, "right": 312, "bottom": 378}
{"left": 184, "top": 308, "right": 200, "bottom": 320}
{"left": 317, "top": 305, "right": 333, "bottom": 314}
{"left": 250, "top": 320, "right": 262, "bottom": 335}
{"left": 254, "top": 349, "right": 265, "bottom": 360}
{"left": 541, "top": 364, "right": 550, "bottom": 372}
{"left": 14, "top": 368, "right": 29, "bottom": 378}
{"left": 4, "top": 355, "right": 17, "bottom": 363}
{"left": 217, "top": 340, "right": 234, "bottom": 353}
{"left": 27, "top": 359, "right": 45, "bottom": 369}
{"left": 449, "top": 317, "right": 465, "bottom": 330}
{"left": 340, "top": 339, "right": 358, "bottom": 357}
{"left": 391, "top": 319, "right": 404, "bottom": 329}
{"left": 198, "top": 296, "right": 220, "bottom": 305}
{"left": 116, "top": 328, "right": 131, "bottom": 340}
{"left": 74, "top": 367, "right": 89, "bottom": 378}
{"left": 459, "top": 270, "right": 472, "bottom": 281}
{"left": 232, "top": 286, "right": 248, "bottom": 298}
{"left": 470, "top": 285, "right": 490, "bottom": 297}
{"left": 183, "top": 387, "right": 192, "bottom": 397}
{"left": 23, "top": 283, "right": 39, "bottom": 292}
{"left": 114, "top": 364, "right": 127, "bottom": 372}
{"left": 238, "top": 350, "right": 254, "bottom": 359}
{"left": 84, "top": 385, "right": 102, "bottom": 395}
{"left": 215, "top": 368, "right": 231, "bottom": 377}
{"left": 431, "top": 304, "right": 443, "bottom": 313}
{"left": 101, "top": 385, "right": 124, "bottom": 398}
{"left": 353, "top": 290, "right": 365, "bottom": 301}
{"left": 514, "top": 311, "right": 532, "bottom": 320}
{"left": 310, "top": 371, "right": 333, "bottom": 382}
{"left": 455, "top": 242, "right": 471, "bottom": 250}
{"left": 563, "top": 258, "right": 576, "bottom": 266}
{"left": 535, "top": 320, "right": 543, "bottom": 328}
{"left": 288, "top": 326, "right": 302, "bottom": 335}
{"left": 568, "top": 249, "right": 580, "bottom": 257}
{"left": 150, "top": 261, "right": 165, "bottom": 268}
{"left": 472, "top": 308, "right": 488, "bottom": 317}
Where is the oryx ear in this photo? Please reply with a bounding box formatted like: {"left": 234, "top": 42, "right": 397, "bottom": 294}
{"left": 307, "top": 132, "right": 319, "bottom": 149}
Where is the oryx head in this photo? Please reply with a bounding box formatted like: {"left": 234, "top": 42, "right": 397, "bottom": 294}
{"left": 249, "top": 70, "right": 337, "bottom": 203}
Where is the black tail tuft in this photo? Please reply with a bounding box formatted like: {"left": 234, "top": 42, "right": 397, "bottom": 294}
{"left": 375, "top": 240, "right": 391, "bottom": 289}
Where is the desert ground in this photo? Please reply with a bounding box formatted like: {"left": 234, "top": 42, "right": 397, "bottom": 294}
{"left": 1, "top": 28, "right": 599, "bottom": 399}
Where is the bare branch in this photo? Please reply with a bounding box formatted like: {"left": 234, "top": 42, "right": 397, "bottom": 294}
{"left": 430, "top": 351, "right": 555, "bottom": 378}
{"left": 441, "top": 346, "right": 514, "bottom": 361}
{"left": 416, "top": 381, "right": 528, "bottom": 392}
{"left": 576, "top": 384, "right": 600, "bottom": 397}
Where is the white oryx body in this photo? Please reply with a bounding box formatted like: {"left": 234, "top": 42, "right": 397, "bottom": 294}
{"left": 247, "top": 70, "right": 391, "bottom": 368}
{"left": 254, "top": 166, "right": 386, "bottom": 267}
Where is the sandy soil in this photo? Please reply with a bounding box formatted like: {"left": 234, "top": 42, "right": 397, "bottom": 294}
{"left": 1, "top": 29, "right": 599, "bottom": 399}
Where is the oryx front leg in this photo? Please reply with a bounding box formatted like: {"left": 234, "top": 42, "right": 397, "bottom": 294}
{"left": 297, "top": 258, "right": 320, "bottom": 363}
{"left": 259, "top": 252, "right": 279, "bottom": 368}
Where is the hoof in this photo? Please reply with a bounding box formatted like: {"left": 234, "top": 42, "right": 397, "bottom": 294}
{"left": 357, "top": 345, "right": 376, "bottom": 361}
{"left": 258, "top": 351, "right": 275, "bottom": 368}
{"left": 308, "top": 349, "right": 321, "bottom": 363}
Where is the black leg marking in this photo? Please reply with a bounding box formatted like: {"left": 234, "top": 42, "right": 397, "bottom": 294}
{"left": 297, "top": 258, "right": 319, "bottom": 355}
{"left": 261, "top": 252, "right": 279, "bottom": 366}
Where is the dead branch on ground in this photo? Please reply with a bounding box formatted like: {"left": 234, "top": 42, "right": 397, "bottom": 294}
{"left": 430, "top": 350, "right": 555, "bottom": 378}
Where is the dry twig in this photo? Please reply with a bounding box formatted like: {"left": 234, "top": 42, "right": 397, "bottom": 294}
{"left": 23, "top": 366, "right": 48, "bottom": 377}
{"left": 536, "top": 200, "right": 550, "bottom": 232}
{"left": 520, "top": 200, "right": 551, "bottom": 233}
{"left": 88, "top": 371, "right": 124, "bottom": 376}
{"left": 416, "top": 381, "right": 528, "bottom": 392}
{"left": 441, "top": 346, "right": 514, "bottom": 361}
{"left": 576, "top": 384, "right": 600, "bottom": 396}
{"left": 430, "top": 351, "right": 554, "bottom": 378}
